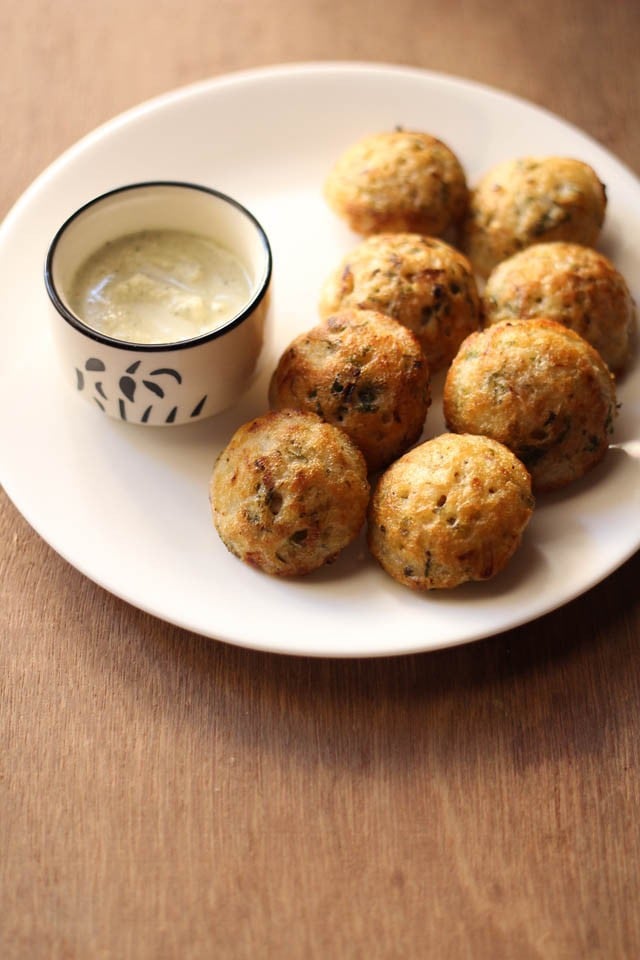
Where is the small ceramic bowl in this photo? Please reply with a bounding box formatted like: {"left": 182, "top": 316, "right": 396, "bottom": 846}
{"left": 45, "top": 181, "right": 272, "bottom": 425}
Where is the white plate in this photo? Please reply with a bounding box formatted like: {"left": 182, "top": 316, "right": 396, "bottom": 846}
{"left": 1, "top": 62, "right": 639, "bottom": 658}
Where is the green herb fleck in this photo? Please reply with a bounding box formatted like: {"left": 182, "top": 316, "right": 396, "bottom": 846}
{"left": 356, "top": 385, "right": 379, "bottom": 413}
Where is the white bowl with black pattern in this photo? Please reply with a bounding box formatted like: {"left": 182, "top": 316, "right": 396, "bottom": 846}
{"left": 45, "top": 181, "right": 272, "bottom": 426}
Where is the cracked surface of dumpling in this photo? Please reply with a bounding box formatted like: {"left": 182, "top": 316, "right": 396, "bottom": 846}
{"left": 443, "top": 318, "right": 617, "bottom": 491}
{"left": 324, "top": 130, "right": 468, "bottom": 238}
{"left": 483, "top": 242, "right": 635, "bottom": 374}
{"left": 210, "top": 409, "right": 370, "bottom": 577}
{"left": 319, "top": 234, "right": 480, "bottom": 372}
{"left": 368, "top": 433, "right": 534, "bottom": 591}
{"left": 463, "top": 156, "right": 606, "bottom": 277}
{"left": 269, "top": 308, "right": 430, "bottom": 472}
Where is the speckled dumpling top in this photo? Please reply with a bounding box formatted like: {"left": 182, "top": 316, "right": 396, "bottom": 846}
{"left": 483, "top": 242, "right": 635, "bottom": 374}
{"left": 210, "top": 409, "right": 370, "bottom": 577}
{"left": 319, "top": 233, "right": 481, "bottom": 372}
{"left": 463, "top": 156, "right": 606, "bottom": 277}
{"left": 368, "top": 432, "right": 534, "bottom": 591}
{"left": 443, "top": 318, "right": 617, "bottom": 492}
{"left": 269, "top": 308, "right": 431, "bottom": 473}
{"left": 324, "top": 130, "right": 468, "bottom": 238}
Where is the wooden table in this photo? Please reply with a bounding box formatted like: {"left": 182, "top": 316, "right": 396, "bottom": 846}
{"left": 2, "top": 2, "right": 639, "bottom": 957}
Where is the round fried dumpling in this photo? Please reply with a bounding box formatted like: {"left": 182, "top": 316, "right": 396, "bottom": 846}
{"left": 324, "top": 130, "right": 468, "bottom": 238}
{"left": 269, "top": 308, "right": 430, "bottom": 473}
{"left": 483, "top": 242, "right": 635, "bottom": 374}
{"left": 443, "top": 318, "right": 617, "bottom": 491}
{"left": 368, "top": 432, "right": 534, "bottom": 590}
{"left": 319, "top": 234, "right": 481, "bottom": 372}
{"left": 210, "top": 409, "right": 370, "bottom": 576}
{"left": 463, "top": 156, "right": 606, "bottom": 277}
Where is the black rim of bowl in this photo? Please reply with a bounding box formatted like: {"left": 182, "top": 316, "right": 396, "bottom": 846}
{"left": 44, "top": 180, "right": 273, "bottom": 353}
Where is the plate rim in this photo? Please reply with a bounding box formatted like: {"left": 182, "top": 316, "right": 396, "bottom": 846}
{"left": 1, "top": 60, "right": 639, "bottom": 658}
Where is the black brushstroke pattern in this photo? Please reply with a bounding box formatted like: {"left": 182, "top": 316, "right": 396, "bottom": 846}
{"left": 190, "top": 396, "right": 207, "bottom": 417}
{"left": 85, "top": 358, "right": 105, "bottom": 371}
{"left": 150, "top": 367, "right": 182, "bottom": 384}
{"left": 143, "top": 380, "right": 165, "bottom": 398}
{"left": 119, "top": 376, "right": 136, "bottom": 401}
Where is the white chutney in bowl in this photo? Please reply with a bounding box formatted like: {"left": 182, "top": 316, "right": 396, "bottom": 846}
{"left": 45, "top": 181, "right": 272, "bottom": 425}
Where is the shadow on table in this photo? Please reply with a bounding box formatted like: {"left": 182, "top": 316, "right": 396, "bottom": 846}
{"left": 90, "top": 546, "right": 639, "bottom": 777}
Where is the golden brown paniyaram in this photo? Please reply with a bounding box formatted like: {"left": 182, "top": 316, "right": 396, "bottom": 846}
{"left": 483, "top": 241, "right": 636, "bottom": 374}
{"left": 269, "top": 308, "right": 431, "bottom": 472}
{"left": 443, "top": 318, "right": 617, "bottom": 491}
{"left": 463, "top": 156, "right": 606, "bottom": 277}
{"left": 318, "top": 233, "right": 481, "bottom": 372}
{"left": 324, "top": 129, "right": 468, "bottom": 238}
{"left": 210, "top": 409, "right": 370, "bottom": 577}
{"left": 368, "top": 432, "right": 534, "bottom": 590}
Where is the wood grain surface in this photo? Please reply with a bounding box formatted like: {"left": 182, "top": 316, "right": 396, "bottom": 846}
{"left": 2, "top": 1, "right": 639, "bottom": 957}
